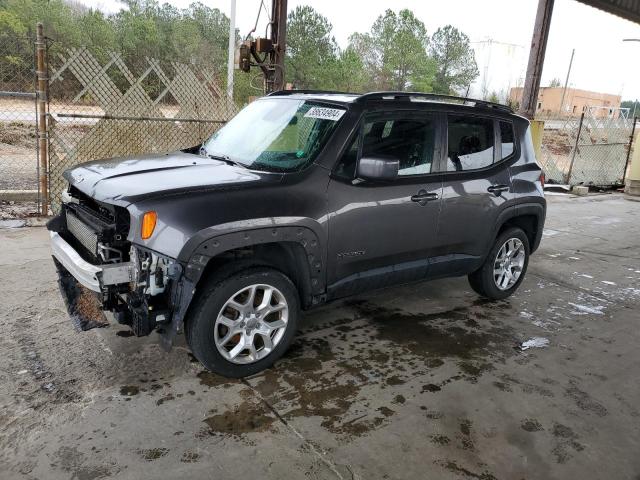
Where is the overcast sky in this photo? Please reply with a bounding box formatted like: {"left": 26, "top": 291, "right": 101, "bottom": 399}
{"left": 83, "top": 0, "right": 640, "bottom": 101}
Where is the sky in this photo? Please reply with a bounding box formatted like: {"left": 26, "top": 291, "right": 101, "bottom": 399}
{"left": 81, "top": 0, "right": 640, "bottom": 101}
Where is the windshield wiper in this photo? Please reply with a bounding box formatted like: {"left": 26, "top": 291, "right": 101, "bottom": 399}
{"left": 204, "top": 152, "right": 247, "bottom": 169}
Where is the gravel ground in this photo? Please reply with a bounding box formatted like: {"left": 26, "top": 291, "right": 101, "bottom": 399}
{"left": 0, "top": 193, "right": 639, "bottom": 480}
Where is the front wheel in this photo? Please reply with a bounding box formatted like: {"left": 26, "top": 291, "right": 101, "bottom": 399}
{"left": 186, "top": 268, "right": 300, "bottom": 378}
{"left": 468, "top": 227, "right": 530, "bottom": 300}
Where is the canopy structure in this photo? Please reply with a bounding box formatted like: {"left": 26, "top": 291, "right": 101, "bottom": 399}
{"left": 578, "top": 0, "right": 640, "bottom": 24}
{"left": 520, "top": 0, "right": 640, "bottom": 119}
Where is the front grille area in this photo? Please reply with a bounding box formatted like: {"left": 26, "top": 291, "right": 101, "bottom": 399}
{"left": 66, "top": 210, "right": 98, "bottom": 255}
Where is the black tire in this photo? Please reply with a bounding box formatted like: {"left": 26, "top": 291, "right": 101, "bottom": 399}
{"left": 468, "top": 227, "right": 530, "bottom": 300}
{"left": 186, "top": 267, "right": 300, "bottom": 378}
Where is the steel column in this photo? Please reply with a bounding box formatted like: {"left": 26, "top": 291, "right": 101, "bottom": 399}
{"left": 520, "top": 0, "right": 555, "bottom": 120}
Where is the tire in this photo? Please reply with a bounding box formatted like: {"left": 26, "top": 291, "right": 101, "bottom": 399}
{"left": 186, "top": 267, "right": 300, "bottom": 378}
{"left": 468, "top": 227, "right": 530, "bottom": 300}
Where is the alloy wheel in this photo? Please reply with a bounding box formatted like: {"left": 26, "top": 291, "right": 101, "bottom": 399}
{"left": 213, "top": 284, "right": 289, "bottom": 364}
{"left": 493, "top": 237, "right": 526, "bottom": 290}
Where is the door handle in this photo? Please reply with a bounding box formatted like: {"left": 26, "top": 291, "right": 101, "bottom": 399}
{"left": 411, "top": 190, "right": 439, "bottom": 205}
{"left": 487, "top": 184, "right": 510, "bottom": 196}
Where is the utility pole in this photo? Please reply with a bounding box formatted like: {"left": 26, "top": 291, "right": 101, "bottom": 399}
{"left": 236, "top": 0, "right": 287, "bottom": 94}
{"left": 520, "top": 0, "right": 555, "bottom": 119}
{"left": 558, "top": 48, "right": 574, "bottom": 116}
{"left": 268, "top": 0, "right": 287, "bottom": 92}
{"left": 226, "top": 0, "right": 236, "bottom": 100}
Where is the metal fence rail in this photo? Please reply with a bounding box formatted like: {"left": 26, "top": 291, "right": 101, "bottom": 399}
{"left": 47, "top": 46, "right": 238, "bottom": 212}
{"left": 0, "top": 35, "right": 38, "bottom": 194}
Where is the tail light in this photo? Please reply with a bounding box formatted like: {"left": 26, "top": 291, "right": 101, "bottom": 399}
{"left": 539, "top": 171, "right": 545, "bottom": 188}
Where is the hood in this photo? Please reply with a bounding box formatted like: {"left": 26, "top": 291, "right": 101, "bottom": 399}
{"left": 63, "top": 151, "right": 282, "bottom": 205}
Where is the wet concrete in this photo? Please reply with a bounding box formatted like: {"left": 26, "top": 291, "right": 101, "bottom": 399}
{"left": 1, "top": 193, "right": 639, "bottom": 479}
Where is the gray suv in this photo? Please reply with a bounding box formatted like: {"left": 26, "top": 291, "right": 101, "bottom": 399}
{"left": 47, "top": 91, "right": 546, "bottom": 377}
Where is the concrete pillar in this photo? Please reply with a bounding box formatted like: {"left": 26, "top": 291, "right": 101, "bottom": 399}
{"left": 625, "top": 131, "right": 640, "bottom": 199}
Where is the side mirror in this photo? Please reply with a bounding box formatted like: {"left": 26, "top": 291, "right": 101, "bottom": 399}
{"left": 357, "top": 156, "right": 399, "bottom": 182}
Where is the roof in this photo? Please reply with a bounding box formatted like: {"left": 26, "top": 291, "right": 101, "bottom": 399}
{"left": 267, "top": 90, "right": 514, "bottom": 113}
{"left": 578, "top": 0, "right": 640, "bottom": 24}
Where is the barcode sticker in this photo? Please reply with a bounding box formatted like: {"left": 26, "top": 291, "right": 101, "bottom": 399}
{"left": 304, "top": 107, "right": 346, "bottom": 121}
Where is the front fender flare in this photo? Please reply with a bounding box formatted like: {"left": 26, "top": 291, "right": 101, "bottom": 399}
{"left": 178, "top": 217, "right": 326, "bottom": 295}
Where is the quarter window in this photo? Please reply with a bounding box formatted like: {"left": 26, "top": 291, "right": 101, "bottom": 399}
{"left": 362, "top": 115, "right": 436, "bottom": 176}
{"left": 447, "top": 115, "right": 495, "bottom": 171}
{"left": 499, "top": 121, "right": 515, "bottom": 159}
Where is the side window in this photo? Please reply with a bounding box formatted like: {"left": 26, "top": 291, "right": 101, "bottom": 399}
{"left": 447, "top": 115, "right": 494, "bottom": 171}
{"left": 362, "top": 115, "right": 436, "bottom": 176}
{"left": 499, "top": 121, "right": 515, "bottom": 159}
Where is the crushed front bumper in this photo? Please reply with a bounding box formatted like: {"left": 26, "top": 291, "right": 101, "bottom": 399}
{"left": 50, "top": 231, "right": 135, "bottom": 292}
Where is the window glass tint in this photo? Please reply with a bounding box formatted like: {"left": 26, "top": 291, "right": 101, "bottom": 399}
{"left": 500, "top": 121, "right": 514, "bottom": 159}
{"left": 447, "top": 116, "right": 494, "bottom": 171}
{"left": 362, "top": 116, "right": 436, "bottom": 176}
{"left": 334, "top": 134, "right": 359, "bottom": 180}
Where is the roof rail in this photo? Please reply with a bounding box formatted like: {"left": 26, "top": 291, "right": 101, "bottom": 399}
{"left": 267, "top": 89, "right": 357, "bottom": 97}
{"left": 355, "top": 91, "right": 513, "bottom": 113}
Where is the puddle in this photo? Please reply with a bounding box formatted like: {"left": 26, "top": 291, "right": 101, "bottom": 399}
{"left": 244, "top": 299, "right": 518, "bottom": 438}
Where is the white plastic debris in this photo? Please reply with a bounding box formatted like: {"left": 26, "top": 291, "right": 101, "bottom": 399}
{"left": 568, "top": 303, "right": 605, "bottom": 315}
{"left": 520, "top": 337, "right": 550, "bottom": 350}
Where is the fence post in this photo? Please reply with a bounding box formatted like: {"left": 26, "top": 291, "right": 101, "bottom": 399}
{"left": 566, "top": 111, "right": 584, "bottom": 185}
{"left": 622, "top": 117, "right": 637, "bottom": 185}
{"left": 35, "top": 23, "right": 49, "bottom": 215}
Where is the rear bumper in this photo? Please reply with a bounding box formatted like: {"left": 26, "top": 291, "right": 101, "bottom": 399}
{"left": 49, "top": 231, "right": 134, "bottom": 292}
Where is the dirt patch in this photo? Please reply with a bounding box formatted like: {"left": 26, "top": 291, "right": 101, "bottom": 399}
{"left": 551, "top": 423, "right": 585, "bottom": 464}
{"left": 180, "top": 451, "right": 199, "bottom": 463}
{"left": 196, "top": 370, "right": 237, "bottom": 388}
{"left": 137, "top": 448, "right": 170, "bottom": 461}
{"left": 521, "top": 419, "right": 544, "bottom": 432}
{"left": 0, "top": 121, "right": 36, "bottom": 148}
{"left": 120, "top": 385, "right": 139, "bottom": 396}
{"left": 202, "top": 401, "right": 276, "bottom": 436}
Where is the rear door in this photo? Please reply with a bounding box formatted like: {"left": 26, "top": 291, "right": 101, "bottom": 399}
{"left": 435, "top": 114, "right": 517, "bottom": 274}
{"left": 326, "top": 109, "right": 444, "bottom": 296}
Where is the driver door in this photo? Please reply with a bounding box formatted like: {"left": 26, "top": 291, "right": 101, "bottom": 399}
{"left": 326, "top": 110, "right": 444, "bottom": 298}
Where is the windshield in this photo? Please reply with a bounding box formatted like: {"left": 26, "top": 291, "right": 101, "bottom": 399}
{"left": 202, "top": 98, "right": 346, "bottom": 172}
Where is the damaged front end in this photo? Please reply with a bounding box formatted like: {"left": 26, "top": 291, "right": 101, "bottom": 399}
{"left": 48, "top": 187, "right": 189, "bottom": 348}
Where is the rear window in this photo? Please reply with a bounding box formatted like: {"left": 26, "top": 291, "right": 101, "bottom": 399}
{"left": 447, "top": 115, "right": 494, "bottom": 171}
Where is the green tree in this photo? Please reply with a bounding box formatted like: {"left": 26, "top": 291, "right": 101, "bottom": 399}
{"left": 352, "top": 9, "right": 433, "bottom": 91}
{"left": 326, "top": 46, "right": 368, "bottom": 92}
{"left": 285, "top": 5, "right": 338, "bottom": 89}
{"left": 547, "top": 77, "right": 561, "bottom": 87}
{"left": 429, "top": 25, "right": 478, "bottom": 94}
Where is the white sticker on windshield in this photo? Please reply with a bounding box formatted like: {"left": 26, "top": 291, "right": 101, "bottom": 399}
{"left": 304, "top": 107, "right": 346, "bottom": 121}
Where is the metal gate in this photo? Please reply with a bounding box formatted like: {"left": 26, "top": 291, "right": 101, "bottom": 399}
{"left": 538, "top": 108, "right": 636, "bottom": 187}
{"left": 0, "top": 35, "right": 39, "bottom": 195}
{"left": 47, "top": 45, "right": 238, "bottom": 212}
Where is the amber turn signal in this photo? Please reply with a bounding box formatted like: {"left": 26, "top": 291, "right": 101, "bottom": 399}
{"left": 141, "top": 211, "right": 157, "bottom": 240}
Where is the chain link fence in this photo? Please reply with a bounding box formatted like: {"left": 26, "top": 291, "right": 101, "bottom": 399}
{"left": 0, "top": 35, "right": 38, "bottom": 193}
{"left": 47, "top": 44, "right": 239, "bottom": 212}
{"left": 538, "top": 109, "right": 636, "bottom": 186}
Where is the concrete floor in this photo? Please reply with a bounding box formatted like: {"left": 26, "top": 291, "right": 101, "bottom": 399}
{"left": 1, "top": 193, "right": 639, "bottom": 480}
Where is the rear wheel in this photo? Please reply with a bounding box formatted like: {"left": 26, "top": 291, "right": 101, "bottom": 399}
{"left": 468, "top": 227, "right": 530, "bottom": 300}
{"left": 187, "top": 268, "right": 300, "bottom": 378}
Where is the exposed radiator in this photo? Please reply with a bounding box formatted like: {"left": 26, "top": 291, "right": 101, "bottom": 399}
{"left": 66, "top": 210, "right": 98, "bottom": 255}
